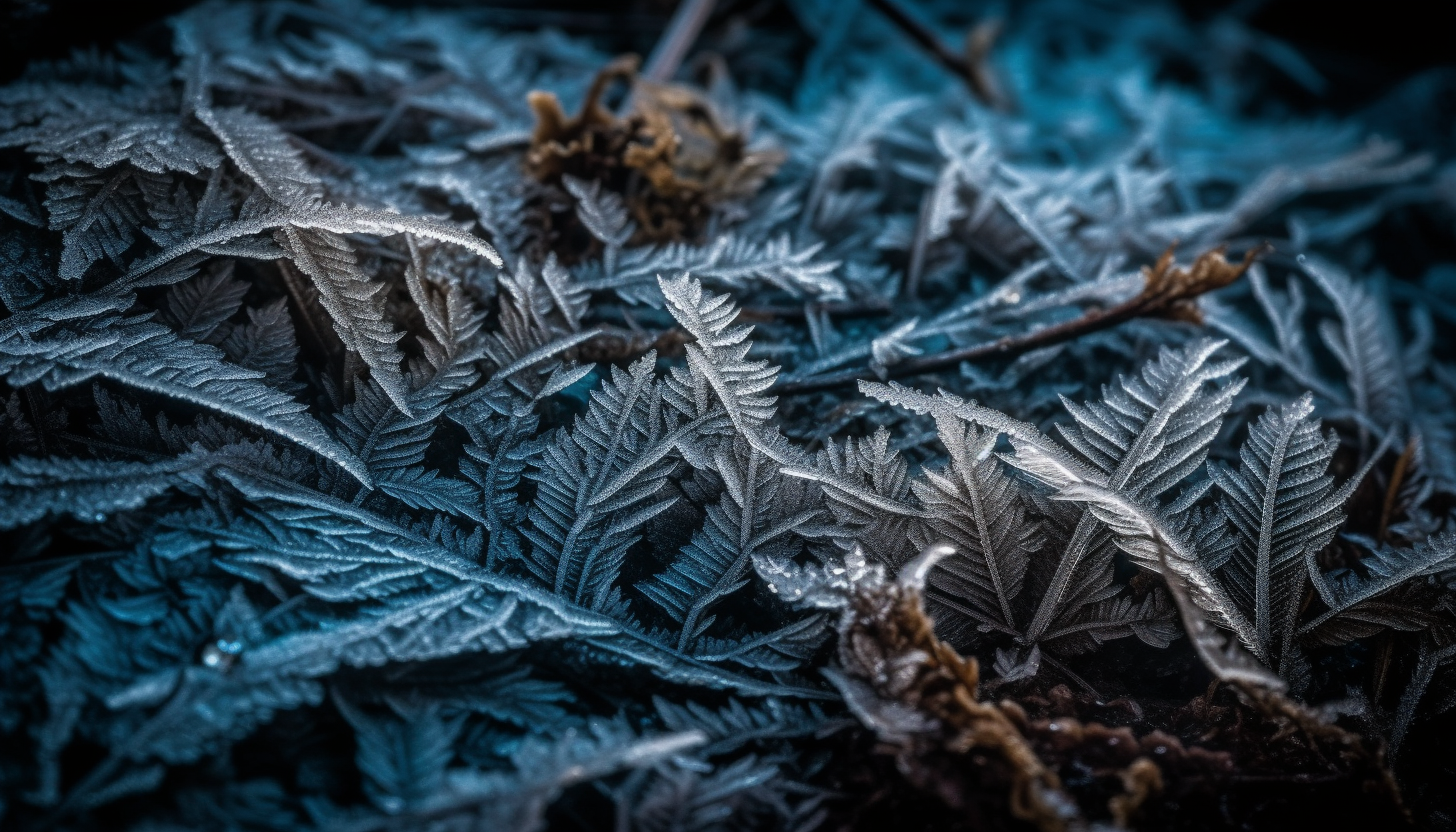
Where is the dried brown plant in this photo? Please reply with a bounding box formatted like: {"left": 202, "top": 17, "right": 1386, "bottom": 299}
{"left": 829, "top": 548, "right": 1079, "bottom": 831}
{"left": 526, "top": 56, "right": 782, "bottom": 244}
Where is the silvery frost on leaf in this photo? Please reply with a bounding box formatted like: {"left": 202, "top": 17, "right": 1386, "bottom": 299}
{"left": 1, "top": 0, "right": 1455, "bottom": 828}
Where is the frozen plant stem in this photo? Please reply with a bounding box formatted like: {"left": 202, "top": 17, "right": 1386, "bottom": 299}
{"left": 642, "top": 0, "right": 718, "bottom": 83}
{"left": 774, "top": 244, "right": 1267, "bottom": 396}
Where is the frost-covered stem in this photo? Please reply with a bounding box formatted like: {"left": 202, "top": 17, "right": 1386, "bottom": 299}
{"left": 1391, "top": 640, "right": 1456, "bottom": 757}
{"left": 1023, "top": 514, "right": 1097, "bottom": 642}
{"left": 774, "top": 284, "right": 1168, "bottom": 394}
{"left": 677, "top": 448, "right": 760, "bottom": 651}
{"left": 1255, "top": 416, "right": 1299, "bottom": 655}
{"left": 642, "top": 0, "right": 717, "bottom": 83}
{"left": 776, "top": 245, "right": 1264, "bottom": 396}
{"left": 903, "top": 189, "right": 934, "bottom": 299}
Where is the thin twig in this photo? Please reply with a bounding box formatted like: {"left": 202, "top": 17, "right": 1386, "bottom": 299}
{"left": 773, "top": 244, "right": 1268, "bottom": 396}
{"left": 359, "top": 71, "right": 457, "bottom": 154}
{"left": 865, "top": 0, "right": 1005, "bottom": 107}
{"left": 903, "top": 188, "right": 934, "bottom": 299}
{"left": 209, "top": 81, "right": 374, "bottom": 111}
{"left": 1041, "top": 654, "right": 1103, "bottom": 699}
{"left": 286, "top": 133, "right": 356, "bottom": 175}
{"left": 1378, "top": 436, "right": 1418, "bottom": 543}
{"left": 642, "top": 0, "right": 718, "bottom": 84}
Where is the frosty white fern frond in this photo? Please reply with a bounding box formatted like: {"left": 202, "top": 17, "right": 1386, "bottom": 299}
{"left": 637, "top": 437, "right": 818, "bottom": 650}
{"left": 38, "top": 164, "right": 155, "bottom": 282}
{"left": 278, "top": 226, "right": 412, "bottom": 412}
{"left": 1055, "top": 338, "right": 1247, "bottom": 502}
{"left": 563, "top": 173, "right": 633, "bottom": 268}
{"left": 1300, "top": 532, "right": 1456, "bottom": 639}
{"left": 660, "top": 273, "right": 780, "bottom": 443}
{"left": 784, "top": 428, "right": 926, "bottom": 569}
{"left": 1206, "top": 394, "right": 1362, "bottom": 666}
{"left": 1005, "top": 441, "right": 1273, "bottom": 685}
{"left": 196, "top": 105, "right": 324, "bottom": 208}
{"left": 1017, "top": 338, "right": 1245, "bottom": 641}
{"left": 124, "top": 205, "right": 502, "bottom": 284}
{"left": 587, "top": 235, "right": 843, "bottom": 305}
{"left": 868, "top": 339, "right": 1244, "bottom": 643}
{"left": 910, "top": 416, "right": 1037, "bottom": 637}
{"left": 0, "top": 299, "right": 368, "bottom": 484}
{"left": 2, "top": 107, "right": 222, "bottom": 175}
{"left": 522, "top": 356, "right": 682, "bottom": 609}
{"left": 1304, "top": 257, "right": 1408, "bottom": 434}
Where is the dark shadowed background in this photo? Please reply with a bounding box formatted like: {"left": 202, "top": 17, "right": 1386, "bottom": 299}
{"left": 5, "top": 0, "right": 1453, "bottom": 116}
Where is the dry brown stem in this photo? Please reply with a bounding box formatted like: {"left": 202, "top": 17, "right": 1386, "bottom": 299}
{"left": 1378, "top": 436, "right": 1418, "bottom": 542}
{"left": 864, "top": 0, "right": 1008, "bottom": 108}
{"left": 774, "top": 243, "right": 1269, "bottom": 396}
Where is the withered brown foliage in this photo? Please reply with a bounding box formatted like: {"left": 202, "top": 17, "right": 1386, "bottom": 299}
{"left": 525, "top": 55, "right": 783, "bottom": 245}
{"left": 825, "top": 552, "right": 1413, "bottom": 831}
{"left": 828, "top": 555, "right": 1080, "bottom": 831}
{"left": 1140, "top": 242, "right": 1268, "bottom": 325}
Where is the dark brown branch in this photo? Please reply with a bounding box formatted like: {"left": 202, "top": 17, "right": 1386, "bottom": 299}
{"left": 864, "top": 0, "right": 1006, "bottom": 108}
{"left": 1378, "top": 436, "right": 1418, "bottom": 543}
{"left": 773, "top": 244, "right": 1268, "bottom": 397}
